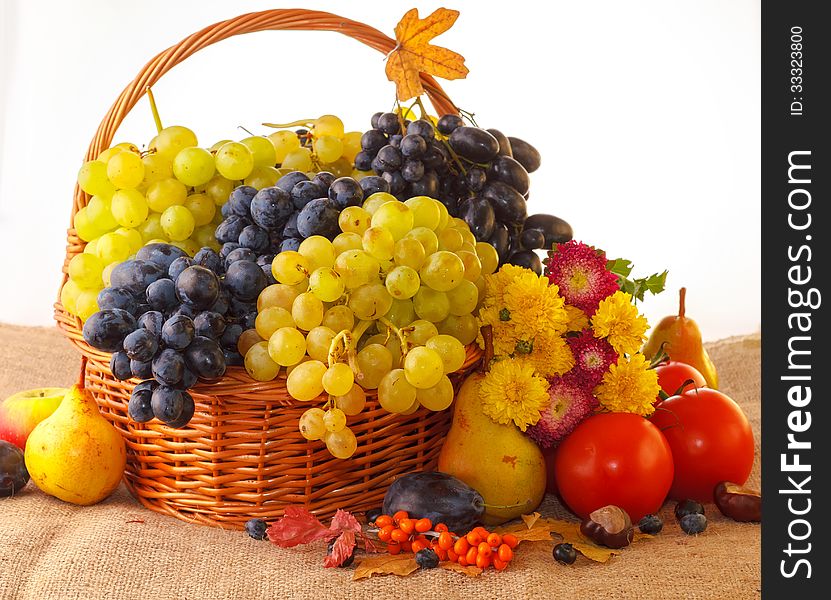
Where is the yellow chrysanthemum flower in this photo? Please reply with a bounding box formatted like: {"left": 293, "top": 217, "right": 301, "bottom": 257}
{"left": 479, "top": 358, "right": 549, "bottom": 431}
{"left": 591, "top": 291, "right": 649, "bottom": 356}
{"left": 517, "top": 330, "right": 575, "bottom": 378}
{"left": 564, "top": 304, "right": 589, "bottom": 332}
{"left": 594, "top": 353, "right": 659, "bottom": 416}
{"left": 503, "top": 271, "right": 569, "bottom": 336}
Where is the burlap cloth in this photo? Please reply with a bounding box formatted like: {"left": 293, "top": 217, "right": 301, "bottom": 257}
{"left": 0, "top": 323, "right": 761, "bottom": 599}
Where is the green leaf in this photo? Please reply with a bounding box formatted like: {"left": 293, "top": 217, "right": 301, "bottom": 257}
{"left": 644, "top": 270, "right": 668, "bottom": 295}
{"left": 606, "top": 258, "right": 634, "bottom": 277}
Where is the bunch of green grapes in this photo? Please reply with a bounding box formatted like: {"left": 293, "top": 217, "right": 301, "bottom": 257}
{"left": 267, "top": 114, "right": 364, "bottom": 179}
{"left": 240, "top": 194, "right": 499, "bottom": 459}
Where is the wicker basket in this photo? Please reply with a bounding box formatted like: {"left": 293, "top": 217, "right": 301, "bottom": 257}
{"left": 54, "top": 9, "right": 480, "bottom": 529}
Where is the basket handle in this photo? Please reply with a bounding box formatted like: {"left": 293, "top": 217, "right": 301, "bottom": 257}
{"left": 75, "top": 8, "right": 458, "bottom": 216}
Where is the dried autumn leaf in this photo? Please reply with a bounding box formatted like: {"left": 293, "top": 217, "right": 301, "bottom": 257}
{"left": 353, "top": 554, "right": 419, "bottom": 580}
{"left": 440, "top": 562, "right": 483, "bottom": 577}
{"left": 267, "top": 506, "right": 330, "bottom": 548}
{"left": 330, "top": 509, "right": 362, "bottom": 534}
{"left": 521, "top": 512, "right": 541, "bottom": 529}
{"left": 385, "top": 8, "right": 469, "bottom": 102}
{"left": 323, "top": 531, "right": 356, "bottom": 568}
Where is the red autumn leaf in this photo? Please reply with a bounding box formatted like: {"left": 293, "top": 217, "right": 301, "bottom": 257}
{"left": 323, "top": 530, "right": 357, "bottom": 568}
{"left": 329, "top": 509, "right": 362, "bottom": 534}
{"left": 267, "top": 506, "right": 331, "bottom": 548}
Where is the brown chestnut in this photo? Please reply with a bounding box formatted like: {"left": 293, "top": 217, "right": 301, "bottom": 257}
{"left": 580, "top": 505, "right": 634, "bottom": 548}
{"left": 714, "top": 482, "right": 761, "bottom": 522}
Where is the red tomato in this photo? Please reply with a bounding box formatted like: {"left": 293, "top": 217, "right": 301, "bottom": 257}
{"left": 543, "top": 445, "right": 559, "bottom": 495}
{"left": 554, "top": 413, "right": 674, "bottom": 522}
{"left": 650, "top": 388, "right": 754, "bottom": 502}
{"left": 654, "top": 361, "right": 707, "bottom": 405}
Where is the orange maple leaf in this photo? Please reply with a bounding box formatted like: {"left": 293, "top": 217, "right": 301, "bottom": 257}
{"left": 385, "top": 8, "right": 469, "bottom": 102}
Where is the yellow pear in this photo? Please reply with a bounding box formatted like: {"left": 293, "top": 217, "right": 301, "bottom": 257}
{"left": 642, "top": 287, "right": 719, "bottom": 388}
{"left": 438, "top": 373, "right": 546, "bottom": 524}
{"left": 25, "top": 385, "right": 126, "bottom": 505}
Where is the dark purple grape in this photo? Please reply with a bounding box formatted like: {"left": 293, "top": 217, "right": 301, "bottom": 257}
{"left": 194, "top": 311, "right": 226, "bottom": 339}
{"left": 377, "top": 112, "right": 400, "bottom": 135}
{"left": 123, "top": 328, "right": 158, "bottom": 362}
{"left": 223, "top": 349, "right": 244, "bottom": 367}
{"left": 507, "top": 250, "right": 542, "bottom": 274}
{"left": 220, "top": 324, "right": 243, "bottom": 350}
{"left": 489, "top": 155, "right": 530, "bottom": 195}
{"left": 422, "top": 141, "right": 449, "bottom": 170}
{"left": 401, "top": 160, "right": 425, "bottom": 183}
{"left": 486, "top": 128, "right": 513, "bottom": 157}
{"left": 507, "top": 137, "right": 541, "bottom": 172}
{"left": 238, "top": 225, "right": 270, "bottom": 253}
{"left": 170, "top": 304, "right": 196, "bottom": 320}
{"left": 275, "top": 171, "right": 309, "bottom": 194}
{"left": 109, "top": 260, "right": 165, "bottom": 296}
{"left": 184, "top": 336, "right": 226, "bottom": 380}
{"left": 436, "top": 194, "right": 459, "bottom": 216}
{"left": 161, "top": 314, "right": 195, "bottom": 350}
{"left": 354, "top": 151, "right": 374, "bottom": 171}
{"left": 449, "top": 127, "right": 499, "bottom": 163}
{"left": 250, "top": 186, "right": 294, "bottom": 231}
{"left": 290, "top": 180, "right": 325, "bottom": 210}
{"left": 359, "top": 175, "right": 390, "bottom": 198}
{"left": 127, "top": 385, "right": 154, "bottom": 423}
{"left": 460, "top": 197, "right": 496, "bottom": 242}
{"left": 436, "top": 114, "right": 463, "bottom": 135}
{"left": 138, "top": 310, "right": 164, "bottom": 339}
{"left": 408, "top": 171, "right": 439, "bottom": 198}
{"left": 361, "top": 129, "right": 388, "bottom": 153}
{"left": 488, "top": 222, "right": 511, "bottom": 259}
{"left": 175, "top": 266, "right": 220, "bottom": 309}
{"left": 151, "top": 385, "right": 184, "bottom": 424}
{"left": 466, "top": 167, "right": 487, "bottom": 192}
{"left": 177, "top": 368, "right": 197, "bottom": 390}
{"left": 130, "top": 358, "right": 153, "bottom": 379}
{"left": 400, "top": 134, "right": 427, "bottom": 158}
{"left": 260, "top": 264, "right": 276, "bottom": 286}
{"left": 376, "top": 145, "right": 403, "bottom": 171}
{"left": 282, "top": 213, "right": 300, "bottom": 239}
{"left": 382, "top": 171, "right": 406, "bottom": 195}
{"left": 220, "top": 201, "right": 232, "bottom": 218}
{"left": 328, "top": 177, "right": 364, "bottom": 209}
{"left": 136, "top": 243, "right": 188, "bottom": 272}
{"left": 370, "top": 155, "right": 385, "bottom": 175}
{"left": 96, "top": 287, "right": 137, "bottom": 314}
{"left": 82, "top": 308, "right": 137, "bottom": 352}
{"left": 389, "top": 134, "right": 403, "bottom": 148}
{"left": 145, "top": 278, "right": 177, "bottom": 311}
{"left": 280, "top": 238, "right": 302, "bottom": 252}
{"left": 219, "top": 242, "right": 241, "bottom": 262}
{"left": 209, "top": 292, "right": 230, "bottom": 316}
{"left": 243, "top": 312, "right": 257, "bottom": 330}
{"left": 312, "top": 172, "right": 335, "bottom": 189}
{"left": 523, "top": 214, "right": 574, "bottom": 247}
{"left": 520, "top": 228, "right": 546, "bottom": 250}
{"left": 370, "top": 112, "right": 383, "bottom": 129}
{"left": 224, "top": 247, "right": 257, "bottom": 269}
{"left": 193, "top": 248, "right": 222, "bottom": 274}
{"left": 406, "top": 119, "right": 435, "bottom": 141}
{"left": 215, "top": 216, "right": 249, "bottom": 244}
{"left": 0, "top": 441, "right": 29, "bottom": 497}
{"left": 167, "top": 256, "right": 194, "bottom": 281}
{"left": 482, "top": 181, "right": 527, "bottom": 225}
{"left": 246, "top": 518, "right": 269, "bottom": 541}
{"left": 226, "top": 186, "right": 257, "bottom": 217}
{"left": 110, "top": 351, "right": 132, "bottom": 380}
{"left": 296, "top": 198, "right": 340, "bottom": 239}
{"left": 152, "top": 348, "right": 185, "bottom": 386}
{"left": 224, "top": 260, "right": 267, "bottom": 301}
{"left": 164, "top": 391, "right": 195, "bottom": 428}
{"left": 256, "top": 254, "right": 276, "bottom": 267}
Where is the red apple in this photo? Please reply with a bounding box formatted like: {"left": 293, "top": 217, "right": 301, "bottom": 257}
{"left": 0, "top": 388, "right": 67, "bottom": 450}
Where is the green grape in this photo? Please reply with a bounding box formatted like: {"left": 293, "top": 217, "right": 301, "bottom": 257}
{"left": 437, "top": 228, "right": 463, "bottom": 252}
{"left": 437, "top": 313, "right": 479, "bottom": 345}
{"left": 140, "top": 153, "right": 173, "bottom": 188}
{"left": 193, "top": 224, "right": 220, "bottom": 250}
{"left": 434, "top": 199, "right": 450, "bottom": 232}
{"left": 146, "top": 178, "right": 187, "bottom": 213}
{"left": 245, "top": 341, "right": 281, "bottom": 381}
{"left": 355, "top": 343, "right": 393, "bottom": 390}
{"left": 458, "top": 228, "right": 477, "bottom": 247}
{"left": 153, "top": 125, "right": 198, "bottom": 160}
{"left": 419, "top": 251, "right": 465, "bottom": 292}
{"left": 426, "top": 334, "right": 466, "bottom": 374}
{"left": 385, "top": 298, "right": 416, "bottom": 329}
{"left": 457, "top": 250, "right": 482, "bottom": 282}
{"left": 60, "top": 279, "right": 81, "bottom": 315}
{"left": 370, "top": 201, "right": 414, "bottom": 241}
{"left": 332, "top": 232, "right": 363, "bottom": 255}
{"left": 404, "top": 196, "right": 441, "bottom": 230}
{"left": 403, "top": 346, "right": 444, "bottom": 389}
{"left": 451, "top": 218, "right": 469, "bottom": 230}
{"left": 85, "top": 195, "right": 118, "bottom": 232}
{"left": 378, "top": 369, "right": 418, "bottom": 413}
{"left": 313, "top": 114, "right": 345, "bottom": 138}
{"left": 298, "top": 407, "right": 327, "bottom": 440}
{"left": 405, "top": 227, "right": 439, "bottom": 255}
{"left": 106, "top": 150, "right": 145, "bottom": 189}
{"left": 322, "top": 305, "right": 355, "bottom": 333}
{"left": 170, "top": 238, "right": 199, "bottom": 257}
{"left": 160, "top": 205, "right": 195, "bottom": 241}
{"left": 362, "top": 226, "right": 395, "bottom": 261}
{"left": 384, "top": 266, "right": 420, "bottom": 300}
{"left": 314, "top": 135, "right": 343, "bottom": 163}
{"left": 334, "top": 384, "right": 366, "bottom": 416}
{"left": 413, "top": 287, "right": 450, "bottom": 322}
{"left": 95, "top": 232, "right": 130, "bottom": 264}
{"left": 393, "top": 238, "right": 426, "bottom": 270}
{"left": 184, "top": 193, "right": 215, "bottom": 226}
{"left": 298, "top": 236, "right": 336, "bottom": 270}
{"left": 96, "top": 147, "right": 124, "bottom": 163}
{"left": 215, "top": 141, "right": 254, "bottom": 181}
{"left": 84, "top": 239, "right": 99, "bottom": 255}
{"left": 323, "top": 407, "right": 348, "bottom": 432}
{"left": 291, "top": 292, "right": 324, "bottom": 331}
{"left": 268, "top": 327, "right": 307, "bottom": 366}
{"left": 446, "top": 278, "right": 479, "bottom": 316}
{"left": 237, "top": 329, "right": 264, "bottom": 356}
{"left": 76, "top": 289, "right": 100, "bottom": 321}
{"left": 111, "top": 189, "right": 149, "bottom": 228}
{"left": 137, "top": 212, "right": 166, "bottom": 243}
{"left": 102, "top": 261, "right": 120, "bottom": 287}
{"left": 338, "top": 206, "right": 371, "bottom": 235}
{"left": 68, "top": 253, "right": 103, "bottom": 288}
{"left": 205, "top": 175, "right": 234, "bottom": 206}
{"left": 268, "top": 130, "right": 301, "bottom": 163}
{"left": 281, "top": 147, "right": 313, "bottom": 172}
{"left": 324, "top": 427, "right": 357, "bottom": 459}
{"left": 309, "top": 267, "right": 344, "bottom": 302}
{"left": 241, "top": 136, "right": 277, "bottom": 168}
{"left": 77, "top": 160, "right": 115, "bottom": 198}
{"left": 115, "top": 227, "right": 143, "bottom": 254}
{"left": 258, "top": 283, "right": 301, "bottom": 312}
{"left": 416, "top": 375, "right": 454, "bottom": 411}
{"left": 334, "top": 249, "right": 380, "bottom": 289}
{"left": 341, "top": 131, "right": 363, "bottom": 162}
{"left": 255, "top": 306, "right": 295, "bottom": 339}
{"left": 459, "top": 242, "right": 477, "bottom": 255}
{"left": 348, "top": 283, "right": 393, "bottom": 320}
{"left": 172, "top": 147, "right": 215, "bottom": 187}
{"left": 306, "top": 326, "right": 336, "bottom": 362}
{"left": 74, "top": 207, "right": 102, "bottom": 242}
{"left": 209, "top": 139, "right": 232, "bottom": 152}
{"left": 286, "top": 360, "right": 327, "bottom": 401}
{"left": 272, "top": 251, "right": 311, "bottom": 285}
{"left": 473, "top": 276, "right": 487, "bottom": 311}
{"left": 408, "top": 320, "right": 439, "bottom": 346}
{"left": 244, "top": 166, "right": 281, "bottom": 190}
{"left": 362, "top": 192, "right": 396, "bottom": 215}
{"left": 114, "top": 142, "right": 140, "bottom": 154}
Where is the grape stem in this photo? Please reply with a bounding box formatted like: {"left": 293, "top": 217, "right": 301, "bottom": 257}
{"left": 145, "top": 87, "right": 163, "bottom": 134}
{"left": 378, "top": 317, "right": 410, "bottom": 359}
{"left": 262, "top": 119, "right": 315, "bottom": 129}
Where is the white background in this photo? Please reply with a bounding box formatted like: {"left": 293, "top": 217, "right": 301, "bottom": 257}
{"left": 0, "top": 0, "right": 760, "bottom": 341}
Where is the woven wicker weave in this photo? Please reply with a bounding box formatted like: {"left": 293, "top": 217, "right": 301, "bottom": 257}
{"left": 54, "top": 8, "right": 479, "bottom": 528}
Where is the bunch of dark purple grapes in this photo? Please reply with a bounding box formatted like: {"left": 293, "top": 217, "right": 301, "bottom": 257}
{"left": 354, "top": 111, "right": 572, "bottom": 274}
{"left": 81, "top": 242, "right": 269, "bottom": 428}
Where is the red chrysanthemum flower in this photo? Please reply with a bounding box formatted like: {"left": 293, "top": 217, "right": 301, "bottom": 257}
{"left": 545, "top": 241, "right": 619, "bottom": 316}
{"left": 526, "top": 374, "right": 598, "bottom": 449}
{"left": 567, "top": 329, "right": 619, "bottom": 388}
